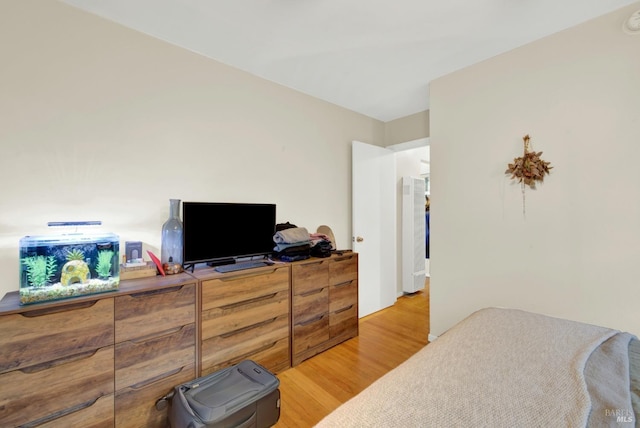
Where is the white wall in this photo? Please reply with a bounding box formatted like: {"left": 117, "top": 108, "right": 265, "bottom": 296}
{"left": 429, "top": 2, "right": 640, "bottom": 336}
{"left": 0, "top": 0, "right": 386, "bottom": 299}
{"left": 385, "top": 111, "right": 430, "bottom": 147}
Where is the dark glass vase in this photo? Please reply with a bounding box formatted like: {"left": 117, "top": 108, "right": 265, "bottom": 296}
{"left": 161, "top": 199, "right": 183, "bottom": 265}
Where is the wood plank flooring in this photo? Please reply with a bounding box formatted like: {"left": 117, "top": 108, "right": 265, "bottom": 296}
{"left": 274, "top": 280, "right": 429, "bottom": 428}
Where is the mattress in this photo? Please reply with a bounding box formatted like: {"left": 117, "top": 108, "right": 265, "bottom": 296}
{"left": 315, "top": 308, "right": 638, "bottom": 427}
{"left": 629, "top": 338, "right": 640, "bottom": 422}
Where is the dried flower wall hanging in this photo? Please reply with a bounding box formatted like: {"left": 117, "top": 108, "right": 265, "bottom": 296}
{"left": 505, "top": 134, "right": 553, "bottom": 215}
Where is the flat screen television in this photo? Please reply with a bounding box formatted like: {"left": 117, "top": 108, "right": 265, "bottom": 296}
{"left": 182, "top": 202, "right": 276, "bottom": 268}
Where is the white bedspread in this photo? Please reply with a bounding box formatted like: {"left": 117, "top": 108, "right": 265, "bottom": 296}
{"left": 315, "top": 307, "right": 635, "bottom": 427}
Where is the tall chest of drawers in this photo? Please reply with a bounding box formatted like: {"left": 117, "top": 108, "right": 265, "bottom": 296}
{"left": 291, "top": 253, "right": 358, "bottom": 366}
{"left": 193, "top": 264, "right": 291, "bottom": 376}
{"left": 113, "top": 276, "right": 197, "bottom": 428}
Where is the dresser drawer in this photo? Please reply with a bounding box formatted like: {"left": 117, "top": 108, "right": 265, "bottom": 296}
{"left": 329, "top": 254, "right": 358, "bottom": 285}
{"left": 293, "top": 286, "right": 329, "bottom": 323}
{"left": 201, "top": 336, "right": 290, "bottom": 376}
{"left": 0, "top": 345, "right": 114, "bottom": 427}
{"left": 115, "top": 323, "right": 195, "bottom": 390}
{"left": 115, "top": 284, "right": 195, "bottom": 343}
{"left": 330, "top": 279, "right": 357, "bottom": 313}
{"left": 115, "top": 365, "right": 195, "bottom": 428}
{"left": 330, "top": 304, "right": 358, "bottom": 339}
{"left": 293, "top": 313, "right": 330, "bottom": 354}
{"left": 0, "top": 298, "right": 114, "bottom": 374}
{"left": 202, "top": 289, "right": 289, "bottom": 339}
{"left": 292, "top": 259, "right": 329, "bottom": 295}
{"left": 202, "top": 267, "right": 289, "bottom": 311}
{"left": 201, "top": 314, "right": 289, "bottom": 372}
{"left": 39, "top": 394, "right": 114, "bottom": 428}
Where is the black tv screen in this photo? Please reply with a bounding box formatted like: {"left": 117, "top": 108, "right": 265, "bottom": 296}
{"left": 182, "top": 202, "right": 276, "bottom": 266}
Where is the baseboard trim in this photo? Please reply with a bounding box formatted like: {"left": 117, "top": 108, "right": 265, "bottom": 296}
{"left": 428, "top": 333, "right": 438, "bottom": 342}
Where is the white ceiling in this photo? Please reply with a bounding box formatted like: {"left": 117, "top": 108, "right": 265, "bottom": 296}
{"left": 61, "top": 0, "right": 637, "bottom": 122}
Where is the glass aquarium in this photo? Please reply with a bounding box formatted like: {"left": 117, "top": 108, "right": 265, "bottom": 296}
{"left": 19, "top": 232, "right": 120, "bottom": 305}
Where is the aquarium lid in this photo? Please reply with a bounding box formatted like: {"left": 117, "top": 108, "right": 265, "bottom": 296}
{"left": 47, "top": 221, "right": 103, "bottom": 227}
{"left": 20, "top": 232, "right": 119, "bottom": 246}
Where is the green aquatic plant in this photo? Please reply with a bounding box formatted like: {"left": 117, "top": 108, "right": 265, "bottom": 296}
{"left": 22, "top": 255, "right": 57, "bottom": 288}
{"left": 96, "top": 250, "right": 114, "bottom": 278}
{"left": 65, "top": 248, "right": 85, "bottom": 261}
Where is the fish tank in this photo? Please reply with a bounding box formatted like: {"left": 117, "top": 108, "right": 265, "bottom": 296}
{"left": 19, "top": 231, "right": 120, "bottom": 305}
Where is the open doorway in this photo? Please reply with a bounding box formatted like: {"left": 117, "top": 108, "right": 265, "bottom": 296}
{"left": 386, "top": 138, "right": 430, "bottom": 297}
{"left": 422, "top": 154, "right": 430, "bottom": 278}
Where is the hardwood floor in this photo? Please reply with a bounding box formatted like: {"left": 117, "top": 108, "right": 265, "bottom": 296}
{"left": 274, "top": 279, "right": 430, "bottom": 428}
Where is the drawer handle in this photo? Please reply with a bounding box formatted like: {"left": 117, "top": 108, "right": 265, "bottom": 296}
{"left": 129, "top": 285, "right": 183, "bottom": 298}
{"left": 21, "top": 300, "right": 98, "bottom": 317}
{"left": 218, "top": 268, "right": 279, "bottom": 281}
{"left": 20, "top": 394, "right": 105, "bottom": 428}
{"left": 333, "top": 280, "right": 354, "bottom": 288}
{"left": 220, "top": 317, "right": 277, "bottom": 338}
{"left": 335, "top": 254, "right": 355, "bottom": 261}
{"left": 202, "top": 342, "right": 279, "bottom": 376}
{"left": 233, "top": 341, "right": 277, "bottom": 362}
{"left": 299, "top": 287, "right": 326, "bottom": 297}
{"left": 220, "top": 293, "right": 278, "bottom": 310}
{"left": 298, "top": 313, "right": 325, "bottom": 326}
{"left": 128, "top": 325, "right": 185, "bottom": 344}
{"left": 299, "top": 260, "right": 327, "bottom": 267}
{"left": 129, "top": 366, "right": 187, "bottom": 390}
{"left": 20, "top": 349, "right": 98, "bottom": 374}
{"left": 334, "top": 304, "right": 354, "bottom": 315}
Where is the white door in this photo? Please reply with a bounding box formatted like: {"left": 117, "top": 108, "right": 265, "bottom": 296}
{"left": 352, "top": 141, "right": 397, "bottom": 318}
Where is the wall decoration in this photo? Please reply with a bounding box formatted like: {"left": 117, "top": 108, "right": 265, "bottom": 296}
{"left": 505, "top": 134, "right": 553, "bottom": 215}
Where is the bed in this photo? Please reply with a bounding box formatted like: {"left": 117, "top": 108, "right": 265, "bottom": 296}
{"left": 315, "top": 307, "right": 639, "bottom": 427}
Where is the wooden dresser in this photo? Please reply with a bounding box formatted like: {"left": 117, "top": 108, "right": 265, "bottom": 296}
{"left": 291, "top": 253, "right": 358, "bottom": 366}
{"left": 0, "top": 253, "right": 358, "bottom": 426}
{"left": 0, "top": 298, "right": 115, "bottom": 427}
{"left": 192, "top": 264, "right": 291, "bottom": 376}
{"left": 113, "top": 277, "right": 197, "bottom": 428}
{"left": 0, "top": 273, "right": 197, "bottom": 428}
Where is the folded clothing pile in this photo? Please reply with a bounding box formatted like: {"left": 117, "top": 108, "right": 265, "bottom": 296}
{"left": 273, "top": 227, "right": 312, "bottom": 262}
{"left": 309, "top": 233, "right": 332, "bottom": 258}
{"left": 273, "top": 225, "right": 334, "bottom": 261}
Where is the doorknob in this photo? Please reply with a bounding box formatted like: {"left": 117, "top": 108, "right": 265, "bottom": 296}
{"left": 356, "top": 236, "right": 364, "bottom": 242}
